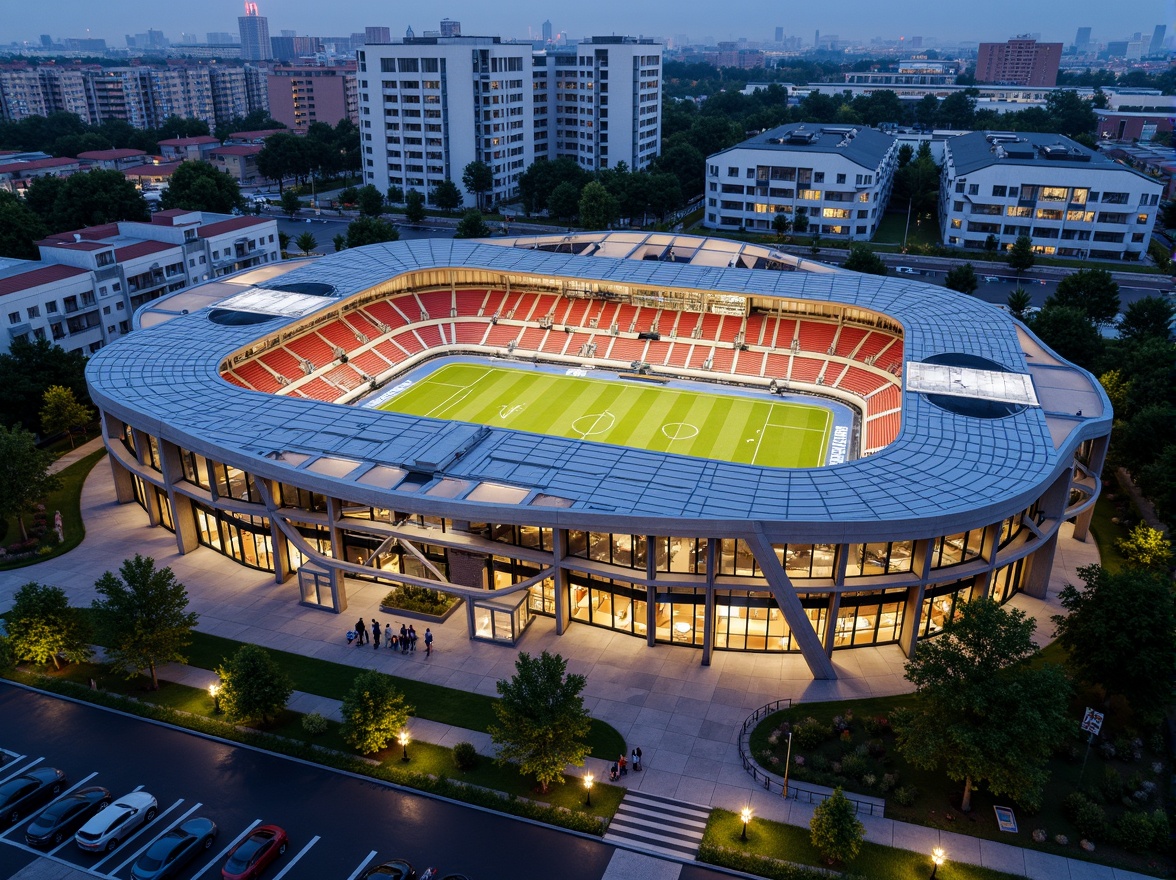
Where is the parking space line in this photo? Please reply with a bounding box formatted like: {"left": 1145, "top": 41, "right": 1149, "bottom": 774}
{"left": 270, "top": 835, "right": 320, "bottom": 880}
{"left": 109, "top": 800, "right": 200, "bottom": 876}
{"left": 91, "top": 797, "right": 183, "bottom": 872}
{"left": 190, "top": 819, "right": 262, "bottom": 879}
{"left": 0, "top": 757, "right": 43, "bottom": 784}
{"left": 0, "top": 771, "right": 99, "bottom": 840}
{"left": 345, "top": 851, "right": 379, "bottom": 880}
{"left": 0, "top": 836, "right": 113, "bottom": 879}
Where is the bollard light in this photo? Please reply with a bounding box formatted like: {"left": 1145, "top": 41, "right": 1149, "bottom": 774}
{"left": 399, "top": 729, "right": 410, "bottom": 762}
{"left": 208, "top": 682, "right": 221, "bottom": 714}
{"left": 930, "top": 846, "right": 946, "bottom": 879}
{"left": 583, "top": 772, "right": 594, "bottom": 807}
{"left": 741, "top": 806, "right": 752, "bottom": 841}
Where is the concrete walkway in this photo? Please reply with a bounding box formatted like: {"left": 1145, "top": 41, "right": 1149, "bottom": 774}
{"left": 1, "top": 461, "right": 1154, "bottom": 880}
{"left": 46, "top": 435, "right": 106, "bottom": 475}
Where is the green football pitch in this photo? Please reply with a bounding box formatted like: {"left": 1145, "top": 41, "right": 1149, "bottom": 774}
{"left": 379, "top": 363, "right": 832, "bottom": 468}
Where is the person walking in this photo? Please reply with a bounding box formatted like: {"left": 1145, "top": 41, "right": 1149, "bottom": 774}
{"left": 618, "top": 754, "right": 628, "bottom": 776}
{"left": 355, "top": 617, "right": 368, "bottom": 646}
{"left": 408, "top": 625, "right": 418, "bottom": 653}
{"left": 632, "top": 747, "right": 642, "bottom": 771}
{"left": 372, "top": 618, "right": 381, "bottom": 650}
{"left": 424, "top": 627, "right": 433, "bottom": 658}
{"left": 399, "top": 623, "right": 409, "bottom": 655}
{"left": 385, "top": 623, "right": 393, "bottom": 648}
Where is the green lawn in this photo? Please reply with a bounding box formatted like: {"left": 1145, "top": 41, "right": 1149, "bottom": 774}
{"left": 874, "top": 211, "right": 942, "bottom": 248}
{"left": 381, "top": 363, "right": 832, "bottom": 468}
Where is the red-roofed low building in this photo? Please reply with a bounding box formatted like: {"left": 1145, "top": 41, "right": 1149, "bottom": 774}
{"left": 0, "top": 209, "right": 278, "bottom": 355}
{"left": 208, "top": 144, "right": 263, "bottom": 184}
{"left": 0, "top": 156, "right": 82, "bottom": 193}
{"left": 77, "top": 148, "right": 148, "bottom": 171}
{"left": 225, "top": 129, "right": 285, "bottom": 144}
{"left": 123, "top": 161, "right": 184, "bottom": 187}
{"left": 157, "top": 136, "right": 221, "bottom": 162}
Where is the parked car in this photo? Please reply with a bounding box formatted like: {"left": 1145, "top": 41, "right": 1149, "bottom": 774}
{"left": 893, "top": 266, "right": 921, "bottom": 275}
{"left": 131, "top": 817, "right": 217, "bottom": 880}
{"left": 75, "top": 791, "right": 158, "bottom": 853}
{"left": 361, "top": 860, "right": 416, "bottom": 880}
{"left": 221, "top": 824, "right": 288, "bottom": 880}
{"left": 0, "top": 767, "right": 67, "bottom": 825}
{"left": 25, "top": 786, "right": 111, "bottom": 847}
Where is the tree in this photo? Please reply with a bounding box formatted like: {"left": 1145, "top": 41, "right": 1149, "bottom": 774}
{"left": 340, "top": 669, "right": 413, "bottom": 754}
{"left": 1053, "top": 564, "right": 1175, "bottom": 721}
{"left": 983, "top": 233, "right": 998, "bottom": 253}
{"left": 28, "top": 169, "right": 148, "bottom": 233}
{"left": 1027, "top": 305, "right": 1103, "bottom": 370}
{"left": 345, "top": 217, "right": 399, "bottom": 248}
{"left": 430, "top": 179, "right": 462, "bottom": 214}
{"left": 455, "top": 209, "right": 491, "bottom": 239}
{"left": 1006, "top": 235, "right": 1035, "bottom": 273}
{"left": 1116, "top": 296, "right": 1175, "bottom": 343}
{"left": 1140, "top": 445, "right": 1176, "bottom": 528}
{"left": 809, "top": 788, "right": 865, "bottom": 865}
{"left": 944, "top": 262, "right": 979, "bottom": 295}
{"left": 0, "top": 338, "right": 90, "bottom": 433}
{"left": 1162, "top": 200, "right": 1176, "bottom": 231}
{"left": 337, "top": 186, "right": 359, "bottom": 207}
{"left": 159, "top": 161, "right": 242, "bottom": 214}
{"left": 403, "top": 189, "right": 426, "bottom": 224}
{"left": 1006, "top": 287, "right": 1032, "bottom": 321}
{"left": 772, "top": 212, "right": 792, "bottom": 241}
{"left": 1044, "top": 89, "right": 1097, "bottom": 138}
{"left": 1114, "top": 523, "right": 1172, "bottom": 570}
{"left": 256, "top": 131, "right": 304, "bottom": 192}
{"left": 280, "top": 190, "right": 302, "bottom": 220}
{"left": 39, "top": 385, "right": 92, "bottom": 449}
{"left": 489, "top": 650, "right": 592, "bottom": 793}
{"left": 355, "top": 184, "right": 384, "bottom": 217}
{"left": 215, "top": 644, "right": 292, "bottom": 725}
{"left": 277, "top": 231, "right": 291, "bottom": 253}
{"left": 294, "top": 232, "right": 317, "bottom": 255}
{"left": 386, "top": 184, "right": 404, "bottom": 205}
{"left": 1115, "top": 404, "right": 1176, "bottom": 475}
{"left": 0, "top": 424, "right": 61, "bottom": 542}
{"left": 842, "top": 245, "right": 888, "bottom": 276}
{"left": 0, "top": 191, "right": 47, "bottom": 260}
{"left": 462, "top": 160, "right": 493, "bottom": 211}
{"left": 895, "top": 598, "right": 1070, "bottom": 812}
{"left": 1047, "top": 269, "right": 1120, "bottom": 326}
{"left": 333, "top": 233, "right": 346, "bottom": 252}
{"left": 578, "top": 181, "right": 618, "bottom": 231}
{"left": 5, "top": 582, "right": 90, "bottom": 670}
{"left": 91, "top": 554, "right": 199, "bottom": 690}
{"left": 547, "top": 182, "right": 581, "bottom": 223}
{"left": 792, "top": 211, "right": 810, "bottom": 235}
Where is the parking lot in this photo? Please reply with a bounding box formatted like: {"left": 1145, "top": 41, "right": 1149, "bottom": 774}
{"left": 0, "top": 685, "right": 626, "bottom": 880}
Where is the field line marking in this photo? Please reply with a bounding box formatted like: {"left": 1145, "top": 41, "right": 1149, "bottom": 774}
{"left": 750, "top": 409, "right": 774, "bottom": 466}
{"left": 421, "top": 370, "right": 493, "bottom": 419}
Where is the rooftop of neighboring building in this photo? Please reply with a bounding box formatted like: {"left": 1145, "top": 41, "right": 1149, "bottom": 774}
{"left": 113, "top": 240, "right": 178, "bottom": 261}
{"left": 0, "top": 263, "right": 88, "bottom": 297}
{"left": 0, "top": 156, "right": 80, "bottom": 174}
{"left": 226, "top": 129, "right": 284, "bottom": 140}
{"left": 76, "top": 148, "right": 147, "bottom": 161}
{"left": 123, "top": 161, "right": 184, "bottom": 178}
{"left": 196, "top": 216, "right": 273, "bottom": 238}
{"left": 157, "top": 136, "right": 220, "bottom": 147}
{"left": 945, "top": 131, "right": 1160, "bottom": 181}
{"left": 709, "top": 123, "right": 896, "bottom": 170}
{"left": 210, "top": 144, "right": 263, "bottom": 156}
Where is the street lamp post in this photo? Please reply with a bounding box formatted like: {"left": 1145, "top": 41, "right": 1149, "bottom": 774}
{"left": 583, "top": 772, "right": 593, "bottom": 807}
{"left": 930, "top": 847, "right": 945, "bottom": 879}
{"left": 208, "top": 682, "right": 221, "bottom": 714}
{"left": 399, "top": 730, "right": 410, "bottom": 762}
{"left": 782, "top": 730, "right": 793, "bottom": 798}
{"left": 740, "top": 807, "right": 752, "bottom": 841}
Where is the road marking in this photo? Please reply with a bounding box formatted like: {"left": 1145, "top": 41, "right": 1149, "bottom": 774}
{"left": 0, "top": 835, "right": 115, "bottom": 878}
{"left": 345, "top": 851, "right": 379, "bottom": 880}
{"left": 109, "top": 799, "right": 200, "bottom": 876}
{"left": 0, "top": 757, "right": 43, "bottom": 784}
{"left": 271, "top": 835, "right": 320, "bottom": 880}
{"left": 0, "top": 771, "right": 99, "bottom": 840}
{"left": 190, "top": 818, "right": 262, "bottom": 879}
{"left": 92, "top": 797, "right": 183, "bottom": 872}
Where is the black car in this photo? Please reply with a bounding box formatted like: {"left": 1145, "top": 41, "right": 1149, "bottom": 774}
{"left": 0, "top": 767, "right": 67, "bottom": 825}
{"left": 361, "top": 860, "right": 416, "bottom": 880}
{"left": 130, "top": 817, "right": 218, "bottom": 880}
{"left": 26, "top": 786, "right": 111, "bottom": 847}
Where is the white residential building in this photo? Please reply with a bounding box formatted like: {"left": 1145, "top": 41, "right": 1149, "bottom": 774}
{"left": 939, "top": 131, "right": 1164, "bottom": 261}
{"left": 703, "top": 123, "right": 899, "bottom": 239}
{"left": 356, "top": 34, "right": 662, "bottom": 209}
{"left": 0, "top": 212, "right": 279, "bottom": 356}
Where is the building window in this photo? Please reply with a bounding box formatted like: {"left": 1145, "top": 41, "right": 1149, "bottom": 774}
{"left": 7, "top": 311, "right": 19, "bottom": 325}
{"left": 26, "top": 305, "right": 39, "bottom": 319}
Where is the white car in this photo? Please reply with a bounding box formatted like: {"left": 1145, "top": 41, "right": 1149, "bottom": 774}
{"left": 75, "top": 792, "right": 158, "bottom": 853}
{"left": 893, "top": 266, "right": 921, "bottom": 275}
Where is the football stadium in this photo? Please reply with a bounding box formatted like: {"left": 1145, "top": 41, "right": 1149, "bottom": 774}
{"left": 85, "top": 232, "right": 1111, "bottom": 680}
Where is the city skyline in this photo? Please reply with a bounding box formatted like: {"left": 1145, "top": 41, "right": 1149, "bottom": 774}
{"left": 0, "top": 0, "right": 1171, "bottom": 47}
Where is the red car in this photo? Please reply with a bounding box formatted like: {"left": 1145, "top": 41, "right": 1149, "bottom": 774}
{"left": 221, "top": 825, "right": 288, "bottom": 880}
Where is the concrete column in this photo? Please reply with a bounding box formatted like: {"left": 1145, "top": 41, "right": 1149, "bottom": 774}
{"left": 551, "top": 529, "right": 571, "bottom": 635}
{"left": 157, "top": 440, "right": 198, "bottom": 554}
{"left": 101, "top": 412, "right": 136, "bottom": 504}
{"left": 130, "top": 429, "right": 160, "bottom": 527}
{"left": 1022, "top": 537, "right": 1055, "bottom": 599}
{"left": 823, "top": 592, "right": 842, "bottom": 656}
{"left": 324, "top": 497, "right": 347, "bottom": 609}
{"left": 1072, "top": 435, "right": 1110, "bottom": 542}
{"left": 701, "top": 539, "right": 716, "bottom": 666}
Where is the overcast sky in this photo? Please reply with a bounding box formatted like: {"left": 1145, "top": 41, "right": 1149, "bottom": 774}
{"left": 2, "top": 0, "right": 1171, "bottom": 46}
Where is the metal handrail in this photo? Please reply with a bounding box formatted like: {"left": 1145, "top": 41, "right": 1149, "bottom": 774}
{"left": 738, "top": 698, "right": 885, "bottom": 818}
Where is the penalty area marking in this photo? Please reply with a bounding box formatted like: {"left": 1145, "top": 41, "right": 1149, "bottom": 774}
{"left": 661, "top": 422, "right": 699, "bottom": 441}
{"left": 570, "top": 411, "right": 616, "bottom": 438}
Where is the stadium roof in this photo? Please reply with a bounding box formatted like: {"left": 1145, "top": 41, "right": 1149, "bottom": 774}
{"left": 86, "top": 237, "right": 1110, "bottom": 541}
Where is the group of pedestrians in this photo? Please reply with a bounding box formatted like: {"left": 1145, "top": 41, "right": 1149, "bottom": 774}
{"left": 349, "top": 618, "right": 433, "bottom": 657}
{"left": 609, "top": 746, "right": 642, "bottom": 781}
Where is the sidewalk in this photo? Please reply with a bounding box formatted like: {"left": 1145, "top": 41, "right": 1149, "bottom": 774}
{"left": 1, "top": 461, "right": 1150, "bottom": 880}
{"left": 47, "top": 435, "right": 106, "bottom": 475}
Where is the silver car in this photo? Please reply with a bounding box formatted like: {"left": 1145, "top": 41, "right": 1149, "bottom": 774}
{"left": 75, "top": 791, "right": 158, "bottom": 853}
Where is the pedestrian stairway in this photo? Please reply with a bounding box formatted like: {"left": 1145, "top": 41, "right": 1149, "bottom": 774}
{"left": 604, "top": 789, "right": 710, "bottom": 860}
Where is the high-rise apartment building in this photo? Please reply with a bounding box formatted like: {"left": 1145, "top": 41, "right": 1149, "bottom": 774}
{"left": 365, "top": 27, "right": 391, "bottom": 44}
{"left": 238, "top": 2, "right": 273, "bottom": 62}
{"left": 209, "top": 67, "right": 250, "bottom": 131}
{"left": 0, "top": 69, "right": 49, "bottom": 122}
{"left": 440, "top": 19, "right": 462, "bottom": 38}
{"left": 1073, "top": 27, "right": 1092, "bottom": 54}
{"left": 542, "top": 20, "right": 553, "bottom": 43}
{"left": 975, "top": 37, "right": 1062, "bottom": 87}
{"left": 267, "top": 66, "right": 358, "bottom": 134}
{"left": 357, "top": 34, "right": 662, "bottom": 209}
{"left": 1148, "top": 25, "right": 1167, "bottom": 55}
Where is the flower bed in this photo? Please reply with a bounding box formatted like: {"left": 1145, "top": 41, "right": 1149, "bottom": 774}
{"left": 380, "top": 584, "right": 462, "bottom": 622}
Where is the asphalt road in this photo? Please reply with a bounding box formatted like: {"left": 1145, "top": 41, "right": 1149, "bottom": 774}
{"left": 0, "top": 684, "right": 731, "bottom": 880}
{"left": 272, "top": 213, "right": 456, "bottom": 245}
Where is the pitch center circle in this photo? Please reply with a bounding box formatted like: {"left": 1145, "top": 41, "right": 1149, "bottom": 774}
{"left": 570, "top": 411, "right": 616, "bottom": 437}
{"left": 661, "top": 422, "right": 699, "bottom": 441}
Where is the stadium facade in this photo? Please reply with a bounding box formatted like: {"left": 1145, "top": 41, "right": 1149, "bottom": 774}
{"left": 85, "top": 233, "right": 1111, "bottom": 680}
